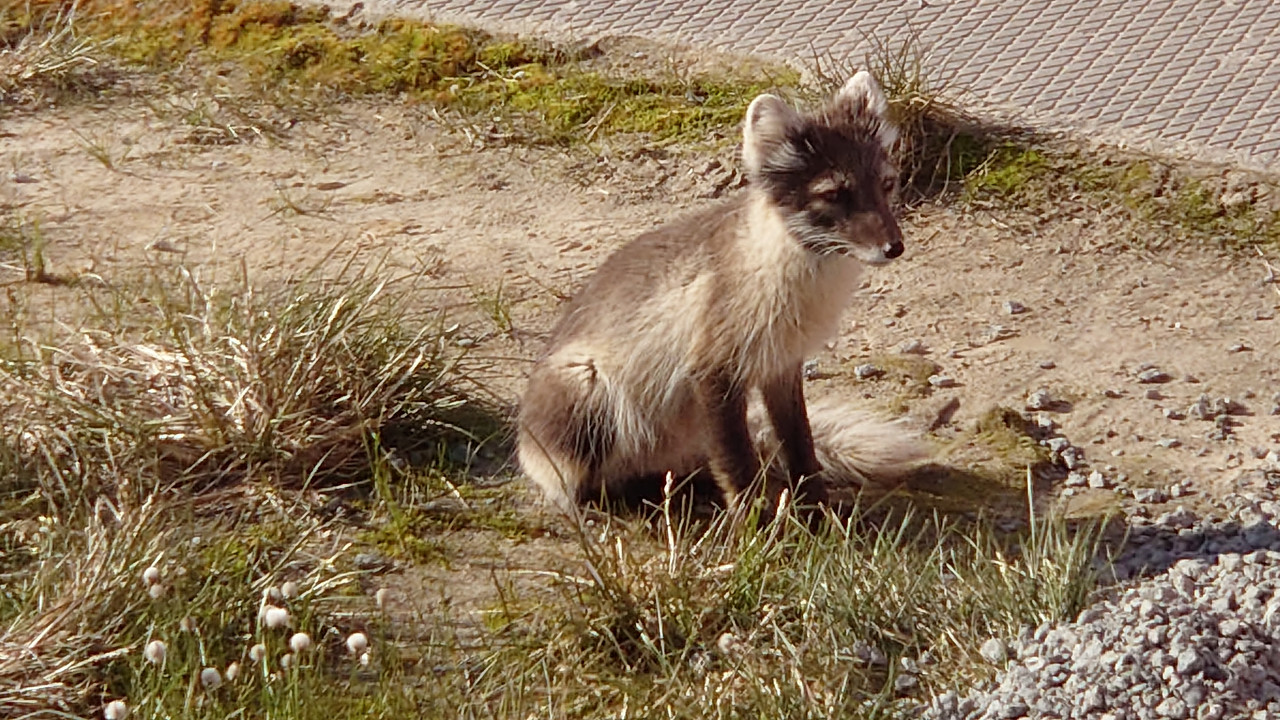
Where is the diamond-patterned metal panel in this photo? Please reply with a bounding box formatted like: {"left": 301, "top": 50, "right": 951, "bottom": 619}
{"left": 350, "top": 0, "right": 1280, "bottom": 171}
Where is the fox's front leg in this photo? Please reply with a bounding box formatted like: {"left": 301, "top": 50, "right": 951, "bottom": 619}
{"left": 695, "top": 372, "right": 762, "bottom": 509}
{"left": 761, "top": 365, "right": 829, "bottom": 507}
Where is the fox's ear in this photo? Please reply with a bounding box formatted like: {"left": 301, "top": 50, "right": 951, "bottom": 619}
{"left": 837, "top": 71, "right": 888, "bottom": 116}
{"left": 742, "top": 93, "right": 798, "bottom": 176}
{"left": 836, "top": 71, "right": 898, "bottom": 151}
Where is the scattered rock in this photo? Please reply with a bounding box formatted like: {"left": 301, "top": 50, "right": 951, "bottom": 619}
{"left": 803, "top": 359, "right": 822, "bottom": 380}
{"left": 1228, "top": 341, "right": 1251, "bottom": 353}
{"left": 899, "top": 339, "right": 928, "bottom": 354}
{"left": 980, "top": 638, "right": 1009, "bottom": 664}
{"left": 1156, "top": 437, "right": 1181, "bottom": 449}
{"left": 1038, "top": 359, "right": 1057, "bottom": 369}
{"left": 1133, "top": 487, "right": 1169, "bottom": 503}
{"left": 976, "top": 324, "right": 1018, "bottom": 346}
{"left": 853, "top": 364, "right": 883, "bottom": 380}
{"left": 1025, "top": 389, "right": 1054, "bottom": 411}
{"left": 1003, "top": 300, "right": 1029, "bottom": 315}
{"left": 1137, "top": 368, "right": 1172, "bottom": 384}
{"left": 928, "top": 375, "right": 957, "bottom": 388}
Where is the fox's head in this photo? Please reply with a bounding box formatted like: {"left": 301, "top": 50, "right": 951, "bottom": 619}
{"left": 742, "top": 71, "right": 903, "bottom": 265}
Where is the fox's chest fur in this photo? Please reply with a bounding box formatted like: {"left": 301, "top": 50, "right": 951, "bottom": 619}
{"left": 549, "top": 194, "right": 860, "bottom": 463}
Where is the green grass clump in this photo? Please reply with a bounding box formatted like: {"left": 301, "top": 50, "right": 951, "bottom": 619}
{"left": 469, "top": 497, "right": 1107, "bottom": 718}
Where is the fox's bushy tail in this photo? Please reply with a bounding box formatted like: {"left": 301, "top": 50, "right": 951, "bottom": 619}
{"left": 751, "top": 396, "right": 927, "bottom": 488}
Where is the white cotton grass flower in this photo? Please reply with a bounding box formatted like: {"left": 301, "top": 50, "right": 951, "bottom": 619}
{"left": 144, "top": 640, "right": 167, "bottom": 665}
{"left": 147, "top": 583, "right": 166, "bottom": 600}
{"left": 345, "top": 632, "right": 368, "bottom": 656}
{"left": 289, "top": 632, "right": 312, "bottom": 653}
{"left": 280, "top": 652, "right": 294, "bottom": 670}
{"left": 225, "top": 661, "right": 240, "bottom": 682}
{"left": 359, "top": 652, "right": 370, "bottom": 667}
{"left": 142, "top": 566, "right": 160, "bottom": 586}
{"left": 104, "top": 699, "right": 129, "bottom": 720}
{"left": 248, "top": 643, "right": 267, "bottom": 663}
{"left": 264, "top": 607, "right": 290, "bottom": 630}
{"left": 375, "top": 588, "right": 389, "bottom": 610}
{"left": 264, "top": 586, "right": 283, "bottom": 604}
{"left": 281, "top": 580, "right": 299, "bottom": 599}
{"left": 200, "top": 667, "right": 222, "bottom": 691}
{"left": 179, "top": 616, "right": 196, "bottom": 633}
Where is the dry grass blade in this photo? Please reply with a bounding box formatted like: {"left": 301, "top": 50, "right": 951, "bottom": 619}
{"left": 0, "top": 261, "right": 501, "bottom": 508}
{"left": 0, "top": 496, "right": 173, "bottom": 713}
{"left": 0, "top": 2, "right": 111, "bottom": 104}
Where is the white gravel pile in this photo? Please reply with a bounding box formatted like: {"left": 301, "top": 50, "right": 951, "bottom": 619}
{"left": 922, "top": 511, "right": 1280, "bottom": 720}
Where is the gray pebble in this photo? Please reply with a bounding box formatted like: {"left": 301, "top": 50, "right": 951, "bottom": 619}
{"left": 1157, "top": 438, "right": 1181, "bottom": 449}
{"left": 1134, "top": 487, "right": 1169, "bottom": 504}
{"left": 853, "top": 364, "right": 883, "bottom": 380}
{"left": 1004, "top": 300, "right": 1029, "bottom": 315}
{"left": 1138, "top": 368, "right": 1173, "bottom": 384}
{"left": 1026, "top": 389, "right": 1054, "bottom": 411}
{"left": 899, "top": 339, "right": 928, "bottom": 354}
{"left": 981, "top": 638, "right": 1009, "bottom": 664}
{"left": 928, "top": 374, "right": 957, "bottom": 388}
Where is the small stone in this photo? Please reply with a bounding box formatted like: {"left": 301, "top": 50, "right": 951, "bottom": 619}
{"left": 977, "top": 638, "right": 1008, "bottom": 661}
{"left": 1228, "top": 341, "right": 1251, "bottom": 353}
{"left": 1061, "top": 446, "right": 1085, "bottom": 469}
{"left": 1065, "top": 471, "right": 1088, "bottom": 488}
{"left": 928, "top": 374, "right": 956, "bottom": 388}
{"left": 10, "top": 172, "right": 37, "bottom": 184}
{"left": 802, "top": 359, "right": 821, "bottom": 380}
{"left": 1145, "top": 388, "right": 1163, "bottom": 400}
{"left": 977, "top": 324, "right": 1016, "bottom": 345}
{"left": 1134, "top": 487, "right": 1169, "bottom": 503}
{"left": 893, "top": 672, "right": 918, "bottom": 692}
{"left": 1175, "top": 648, "right": 1202, "bottom": 674}
{"left": 1025, "top": 389, "right": 1053, "bottom": 411}
{"left": 898, "top": 339, "right": 928, "bottom": 354}
{"left": 853, "top": 364, "right": 883, "bottom": 380}
{"left": 354, "top": 552, "right": 389, "bottom": 570}
{"left": 1003, "top": 300, "right": 1029, "bottom": 315}
{"left": 1046, "top": 437, "right": 1072, "bottom": 454}
{"left": 1164, "top": 408, "right": 1185, "bottom": 420}
{"left": 1088, "top": 470, "right": 1111, "bottom": 488}
{"left": 1038, "top": 359, "right": 1056, "bottom": 369}
{"left": 1156, "top": 437, "right": 1181, "bottom": 449}
{"left": 1137, "top": 368, "right": 1172, "bottom": 384}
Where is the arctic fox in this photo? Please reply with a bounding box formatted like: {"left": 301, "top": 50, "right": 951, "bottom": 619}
{"left": 518, "top": 71, "right": 923, "bottom": 514}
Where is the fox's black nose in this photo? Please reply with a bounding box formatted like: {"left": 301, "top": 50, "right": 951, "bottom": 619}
{"left": 884, "top": 241, "right": 904, "bottom": 259}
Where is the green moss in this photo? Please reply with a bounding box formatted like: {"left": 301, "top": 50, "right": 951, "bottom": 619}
{"left": 965, "top": 146, "right": 1049, "bottom": 198}
{"left": 53, "top": 0, "right": 790, "bottom": 148}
